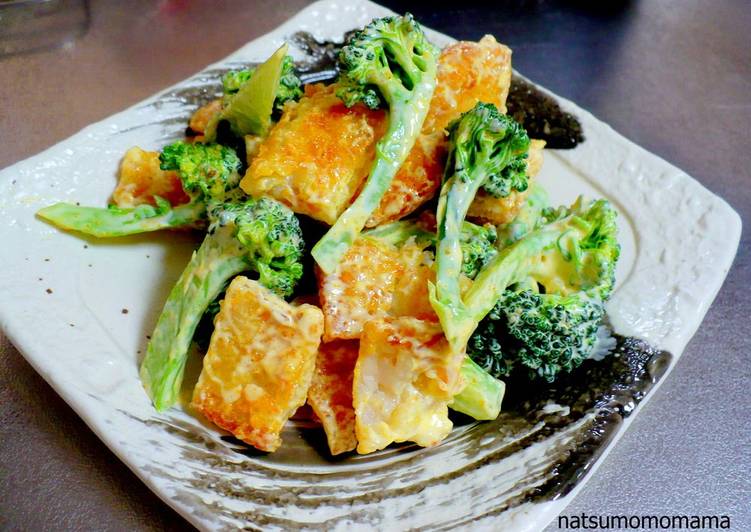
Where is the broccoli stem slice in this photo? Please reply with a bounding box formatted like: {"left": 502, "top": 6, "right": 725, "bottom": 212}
{"left": 205, "top": 44, "right": 290, "bottom": 141}
{"left": 311, "top": 80, "right": 437, "bottom": 274}
{"left": 139, "top": 225, "right": 247, "bottom": 411}
{"left": 466, "top": 228, "right": 562, "bottom": 316}
{"left": 36, "top": 200, "right": 206, "bottom": 238}
{"left": 361, "top": 219, "right": 434, "bottom": 247}
{"left": 429, "top": 165, "right": 494, "bottom": 348}
{"left": 449, "top": 357, "right": 505, "bottom": 420}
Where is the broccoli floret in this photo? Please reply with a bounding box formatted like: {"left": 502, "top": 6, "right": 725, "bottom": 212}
{"left": 429, "top": 102, "right": 531, "bottom": 352}
{"left": 222, "top": 69, "right": 254, "bottom": 95}
{"left": 454, "top": 197, "right": 619, "bottom": 351}
{"left": 459, "top": 222, "right": 497, "bottom": 279}
{"left": 311, "top": 14, "right": 439, "bottom": 274}
{"left": 466, "top": 199, "right": 619, "bottom": 383}
{"left": 276, "top": 56, "right": 304, "bottom": 111}
{"left": 37, "top": 141, "right": 242, "bottom": 238}
{"left": 446, "top": 197, "right": 619, "bottom": 417}
{"left": 140, "top": 195, "right": 304, "bottom": 411}
{"left": 222, "top": 55, "right": 302, "bottom": 114}
{"left": 159, "top": 141, "right": 242, "bottom": 201}
{"left": 468, "top": 290, "right": 606, "bottom": 382}
{"left": 210, "top": 197, "right": 305, "bottom": 297}
{"left": 480, "top": 154, "right": 529, "bottom": 198}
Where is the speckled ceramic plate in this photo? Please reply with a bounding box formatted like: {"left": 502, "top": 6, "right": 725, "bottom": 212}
{"left": 0, "top": 1, "right": 741, "bottom": 530}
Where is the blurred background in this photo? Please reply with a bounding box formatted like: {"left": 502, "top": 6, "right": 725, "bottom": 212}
{"left": 1, "top": 1, "right": 749, "bottom": 530}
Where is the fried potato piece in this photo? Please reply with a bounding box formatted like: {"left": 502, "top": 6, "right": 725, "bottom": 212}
{"left": 310, "top": 250, "right": 441, "bottom": 455}
{"left": 467, "top": 139, "right": 546, "bottom": 225}
{"left": 525, "top": 139, "right": 546, "bottom": 177}
{"left": 189, "top": 98, "right": 223, "bottom": 135}
{"left": 241, "top": 83, "right": 387, "bottom": 225}
{"left": 111, "top": 146, "right": 189, "bottom": 208}
{"left": 353, "top": 317, "right": 466, "bottom": 454}
{"left": 192, "top": 276, "right": 323, "bottom": 452}
{"left": 307, "top": 340, "right": 359, "bottom": 455}
{"left": 317, "top": 238, "right": 403, "bottom": 342}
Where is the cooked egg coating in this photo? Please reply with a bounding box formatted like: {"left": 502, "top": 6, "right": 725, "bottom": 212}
{"left": 192, "top": 276, "right": 323, "bottom": 452}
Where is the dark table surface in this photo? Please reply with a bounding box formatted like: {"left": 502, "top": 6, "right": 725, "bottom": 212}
{"left": 1, "top": 1, "right": 749, "bottom": 530}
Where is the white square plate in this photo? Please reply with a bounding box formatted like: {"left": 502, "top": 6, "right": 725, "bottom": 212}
{"left": 0, "top": 1, "right": 740, "bottom": 530}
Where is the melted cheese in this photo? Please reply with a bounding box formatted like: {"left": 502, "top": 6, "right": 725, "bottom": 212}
{"left": 353, "top": 317, "right": 466, "bottom": 454}
{"left": 112, "top": 146, "right": 189, "bottom": 208}
{"left": 307, "top": 340, "right": 359, "bottom": 455}
{"left": 192, "top": 276, "right": 323, "bottom": 452}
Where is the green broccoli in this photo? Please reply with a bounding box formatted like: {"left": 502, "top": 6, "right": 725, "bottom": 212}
{"left": 444, "top": 197, "right": 619, "bottom": 353}
{"left": 465, "top": 179, "right": 550, "bottom": 396}
{"left": 459, "top": 221, "right": 498, "bottom": 279}
{"left": 429, "top": 102, "right": 530, "bottom": 353}
{"left": 451, "top": 197, "right": 619, "bottom": 416}
{"left": 468, "top": 290, "right": 606, "bottom": 382}
{"left": 480, "top": 154, "right": 529, "bottom": 199}
{"left": 449, "top": 357, "right": 506, "bottom": 420}
{"left": 311, "top": 14, "right": 439, "bottom": 274}
{"left": 222, "top": 54, "right": 302, "bottom": 115}
{"left": 159, "top": 141, "right": 242, "bottom": 200}
{"left": 221, "top": 69, "right": 253, "bottom": 95}
{"left": 36, "top": 141, "right": 241, "bottom": 238}
{"left": 140, "top": 195, "right": 305, "bottom": 411}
